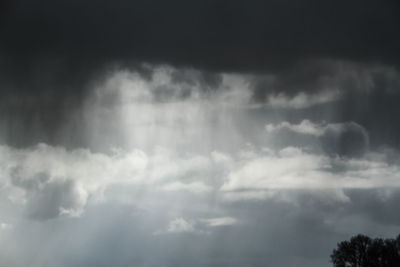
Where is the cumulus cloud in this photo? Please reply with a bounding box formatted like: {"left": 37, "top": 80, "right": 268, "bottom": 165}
{"left": 266, "top": 120, "right": 370, "bottom": 157}
{"left": 0, "top": 144, "right": 215, "bottom": 220}
{"left": 2, "top": 139, "right": 400, "bottom": 219}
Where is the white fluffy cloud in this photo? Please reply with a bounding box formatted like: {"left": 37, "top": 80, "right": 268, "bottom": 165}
{"left": 0, "top": 144, "right": 214, "bottom": 220}
{"left": 2, "top": 142, "right": 400, "bottom": 218}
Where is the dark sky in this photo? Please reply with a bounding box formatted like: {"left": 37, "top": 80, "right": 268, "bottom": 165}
{"left": 1, "top": 0, "right": 400, "bottom": 149}
{"left": 1, "top": 1, "right": 400, "bottom": 267}
{"left": 1, "top": 0, "right": 400, "bottom": 89}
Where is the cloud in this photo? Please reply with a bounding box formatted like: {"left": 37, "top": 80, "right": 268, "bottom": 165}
{"left": 1, "top": 139, "right": 400, "bottom": 265}
{"left": 2, "top": 4, "right": 400, "bottom": 155}
{"left": 2, "top": 140, "right": 400, "bottom": 214}
{"left": 154, "top": 217, "right": 202, "bottom": 235}
{"left": 266, "top": 120, "right": 323, "bottom": 137}
{"left": 221, "top": 147, "right": 400, "bottom": 201}
{"left": 0, "top": 144, "right": 215, "bottom": 220}
{"left": 0, "top": 223, "right": 13, "bottom": 231}
{"left": 155, "top": 216, "right": 238, "bottom": 236}
{"left": 26, "top": 178, "right": 87, "bottom": 220}
{"left": 8, "top": 162, "right": 88, "bottom": 220}
{"left": 2, "top": 0, "right": 399, "bottom": 91}
{"left": 167, "top": 218, "right": 195, "bottom": 233}
{"left": 200, "top": 217, "right": 237, "bottom": 227}
{"left": 264, "top": 90, "right": 341, "bottom": 109}
{"left": 265, "top": 120, "right": 366, "bottom": 138}
{"left": 321, "top": 122, "right": 370, "bottom": 157}
{"left": 1, "top": 63, "right": 400, "bottom": 154}
{"left": 266, "top": 120, "right": 370, "bottom": 157}
{"left": 221, "top": 147, "right": 331, "bottom": 192}
{"left": 162, "top": 181, "right": 212, "bottom": 194}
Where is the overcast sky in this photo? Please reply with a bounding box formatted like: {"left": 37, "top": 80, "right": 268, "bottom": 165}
{"left": 1, "top": 1, "right": 400, "bottom": 266}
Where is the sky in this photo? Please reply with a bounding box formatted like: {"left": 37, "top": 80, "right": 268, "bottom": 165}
{"left": 1, "top": 1, "right": 400, "bottom": 266}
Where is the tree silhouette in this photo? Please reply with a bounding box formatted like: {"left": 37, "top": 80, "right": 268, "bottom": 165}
{"left": 331, "top": 234, "right": 400, "bottom": 267}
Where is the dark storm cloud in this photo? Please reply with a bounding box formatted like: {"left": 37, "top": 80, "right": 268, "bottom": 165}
{"left": 1, "top": 0, "right": 400, "bottom": 150}
{"left": 2, "top": 0, "right": 400, "bottom": 92}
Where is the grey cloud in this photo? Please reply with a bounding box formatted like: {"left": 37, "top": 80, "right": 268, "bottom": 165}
{"left": 251, "top": 61, "right": 400, "bottom": 100}
{"left": 248, "top": 62, "right": 400, "bottom": 149}
{"left": 1, "top": 0, "right": 399, "bottom": 109}
{"left": 1, "top": 63, "right": 400, "bottom": 152}
{"left": 321, "top": 122, "right": 369, "bottom": 157}
{"left": 1, "top": 6, "right": 400, "bottom": 263}
{"left": 10, "top": 168, "right": 87, "bottom": 220}
{"left": 266, "top": 120, "right": 369, "bottom": 157}
{"left": 1, "top": 1, "right": 400, "bottom": 156}
{"left": 26, "top": 179, "right": 86, "bottom": 220}
{"left": 11, "top": 169, "right": 50, "bottom": 192}
{"left": 221, "top": 146, "right": 400, "bottom": 203}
